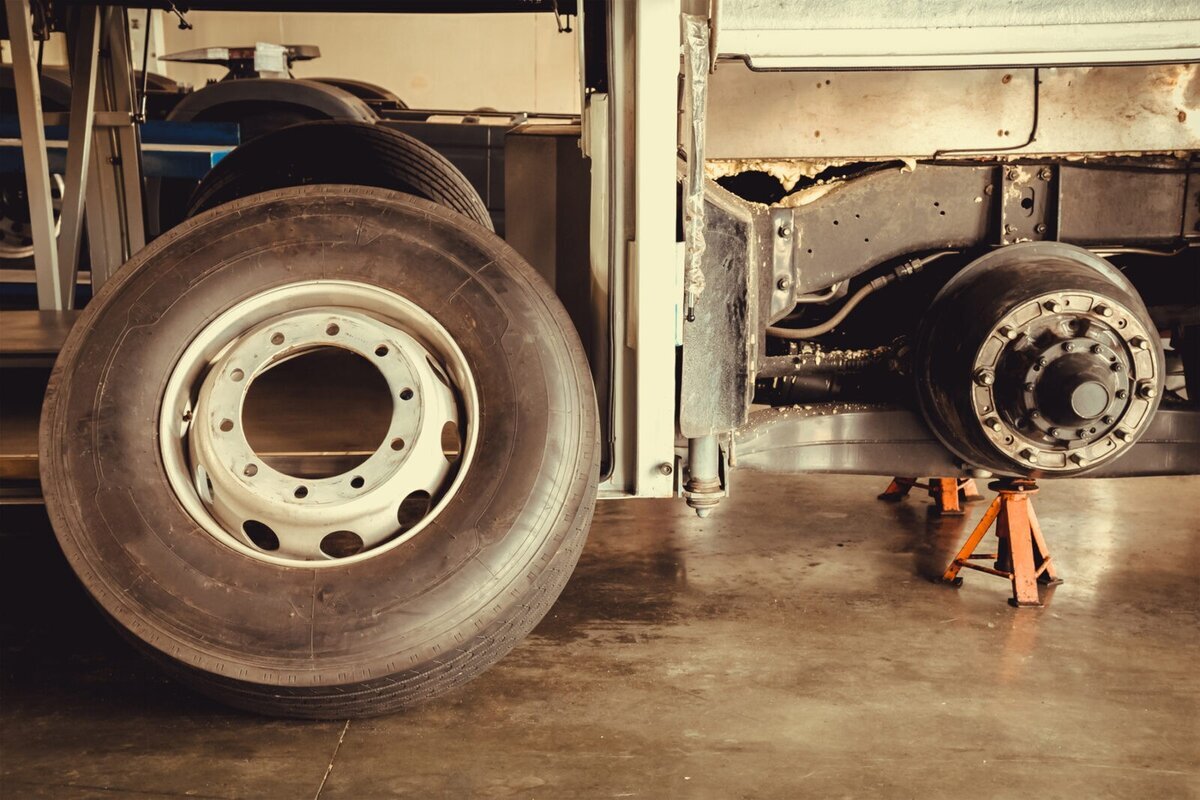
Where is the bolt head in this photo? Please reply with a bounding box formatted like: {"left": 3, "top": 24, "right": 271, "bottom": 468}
{"left": 1116, "top": 389, "right": 1128, "bottom": 400}
{"left": 1049, "top": 427, "right": 1062, "bottom": 438}
{"left": 1131, "top": 336, "right": 1150, "bottom": 351}
{"left": 986, "top": 418, "right": 1003, "bottom": 432}
{"left": 1063, "top": 342, "right": 1075, "bottom": 352}
{"left": 999, "top": 326, "right": 1017, "bottom": 340}
{"left": 1029, "top": 409, "right": 1042, "bottom": 420}
{"left": 1115, "top": 429, "right": 1130, "bottom": 441}
{"left": 658, "top": 462, "right": 674, "bottom": 476}
{"left": 1006, "top": 169, "right": 1020, "bottom": 181}
{"left": 776, "top": 277, "right": 792, "bottom": 291}
{"left": 1037, "top": 357, "right": 1048, "bottom": 368}
{"left": 1044, "top": 300, "right": 1063, "bottom": 313}
{"left": 974, "top": 369, "right": 995, "bottom": 387}
{"left": 1095, "top": 304, "right": 1113, "bottom": 318}
{"left": 1004, "top": 224, "right": 1017, "bottom": 235}
{"left": 1110, "top": 362, "right": 1123, "bottom": 373}
{"left": 1034, "top": 223, "right": 1047, "bottom": 234}
{"left": 1024, "top": 382, "right": 1036, "bottom": 392}
{"left": 1020, "top": 449, "right": 1038, "bottom": 463}
{"left": 1069, "top": 453, "right": 1086, "bottom": 466}
{"left": 1090, "top": 344, "right": 1103, "bottom": 355}
{"left": 1038, "top": 167, "right": 1053, "bottom": 180}
{"left": 1076, "top": 428, "right": 1089, "bottom": 438}
{"left": 777, "top": 224, "right": 792, "bottom": 238}
{"left": 1139, "top": 383, "right": 1158, "bottom": 399}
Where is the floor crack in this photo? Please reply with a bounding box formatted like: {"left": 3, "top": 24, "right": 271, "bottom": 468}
{"left": 313, "top": 719, "right": 351, "bottom": 800}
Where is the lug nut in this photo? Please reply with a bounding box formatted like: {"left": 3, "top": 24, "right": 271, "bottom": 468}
{"left": 1094, "top": 304, "right": 1113, "bottom": 318}
{"left": 1069, "top": 453, "right": 1087, "bottom": 466}
{"left": 1131, "top": 336, "right": 1150, "bottom": 351}
{"left": 985, "top": 418, "right": 1003, "bottom": 432}
{"left": 1020, "top": 449, "right": 1038, "bottom": 464}
{"left": 1115, "top": 429, "right": 1131, "bottom": 442}
{"left": 1044, "top": 300, "right": 1062, "bottom": 313}
{"left": 1138, "top": 382, "right": 1158, "bottom": 399}
{"left": 777, "top": 277, "right": 792, "bottom": 291}
{"left": 974, "top": 369, "right": 995, "bottom": 387}
{"left": 999, "top": 326, "right": 1017, "bottom": 340}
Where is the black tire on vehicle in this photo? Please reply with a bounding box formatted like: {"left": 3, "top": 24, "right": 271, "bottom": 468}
{"left": 41, "top": 185, "right": 597, "bottom": 718}
{"left": 187, "top": 120, "right": 493, "bottom": 231}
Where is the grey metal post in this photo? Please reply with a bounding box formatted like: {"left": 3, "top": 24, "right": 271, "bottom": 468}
{"left": 684, "top": 434, "right": 722, "bottom": 517}
{"left": 5, "top": 0, "right": 62, "bottom": 309}
{"left": 56, "top": 5, "right": 101, "bottom": 310}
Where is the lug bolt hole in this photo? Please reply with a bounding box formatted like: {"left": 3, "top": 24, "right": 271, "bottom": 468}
{"left": 350, "top": 475, "right": 365, "bottom": 489}
{"left": 326, "top": 323, "right": 340, "bottom": 336}
{"left": 390, "top": 438, "right": 405, "bottom": 451}
{"left": 400, "top": 388, "right": 414, "bottom": 401}
{"left": 219, "top": 418, "right": 234, "bottom": 432}
{"left": 244, "top": 464, "right": 258, "bottom": 477}
{"left": 270, "top": 332, "right": 285, "bottom": 345}
{"left": 375, "top": 345, "right": 389, "bottom": 357}
{"left": 294, "top": 486, "right": 308, "bottom": 499}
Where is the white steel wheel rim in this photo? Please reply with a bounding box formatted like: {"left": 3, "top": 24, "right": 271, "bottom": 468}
{"left": 159, "top": 280, "right": 479, "bottom": 567}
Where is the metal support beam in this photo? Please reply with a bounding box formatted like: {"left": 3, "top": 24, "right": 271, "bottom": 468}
{"left": 5, "top": 0, "right": 62, "bottom": 309}
{"left": 55, "top": 5, "right": 101, "bottom": 310}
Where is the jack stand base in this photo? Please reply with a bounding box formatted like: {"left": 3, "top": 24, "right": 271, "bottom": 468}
{"left": 942, "top": 479, "right": 1062, "bottom": 607}
{"left": 879, "top": 477, "right": 983, "bottom": 516}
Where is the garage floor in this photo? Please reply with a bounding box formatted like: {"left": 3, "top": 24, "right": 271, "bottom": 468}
{"left": 2, "top": 472, "right": 1198, "bottom": 799}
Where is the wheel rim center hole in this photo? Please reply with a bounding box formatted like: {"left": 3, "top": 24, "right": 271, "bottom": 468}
{"left": 241, "top": 346, "right": 394, "bottom": 479}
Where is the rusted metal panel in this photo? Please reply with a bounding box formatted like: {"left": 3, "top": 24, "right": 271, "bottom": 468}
{"left": 707, "top": 63, "right": 1200, "bottom": 159}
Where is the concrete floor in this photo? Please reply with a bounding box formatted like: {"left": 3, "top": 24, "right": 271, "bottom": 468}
{"left": 2, "top": 472, "right": 1198, "bottom": 799}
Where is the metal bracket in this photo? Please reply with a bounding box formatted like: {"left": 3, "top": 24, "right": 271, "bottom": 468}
{"left": 770, "top": 206, "right": 795, "bottom": 319}
{"left": 999, "top": 164, "right": 1057, "bottom": 244}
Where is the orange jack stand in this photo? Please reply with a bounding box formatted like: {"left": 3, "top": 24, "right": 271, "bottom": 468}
{"left": 942, "top": 479, "right": 1062, "bottom": 607}
{"left": 878, "top": 477, "right": 982, "bottom": 515}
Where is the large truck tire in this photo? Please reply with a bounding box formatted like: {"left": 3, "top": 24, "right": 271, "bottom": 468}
{"left": 41, "top": 185, "right": 598, "bottom": 718}
{"left": 187, "top": 120, "right": 493, "bottom": 231}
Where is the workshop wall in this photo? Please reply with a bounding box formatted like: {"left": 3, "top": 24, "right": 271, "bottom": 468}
{"left": 160, "top": 12, "right": 580, "bottom": 113}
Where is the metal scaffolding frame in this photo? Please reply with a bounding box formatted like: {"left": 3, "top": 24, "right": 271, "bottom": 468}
{"left": 5, "top": 0, "right": 146, "bottom": 310}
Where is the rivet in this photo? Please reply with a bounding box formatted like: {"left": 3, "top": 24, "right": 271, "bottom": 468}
{"left": 658, "top": 462, "right": 674, "bottom": 476}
